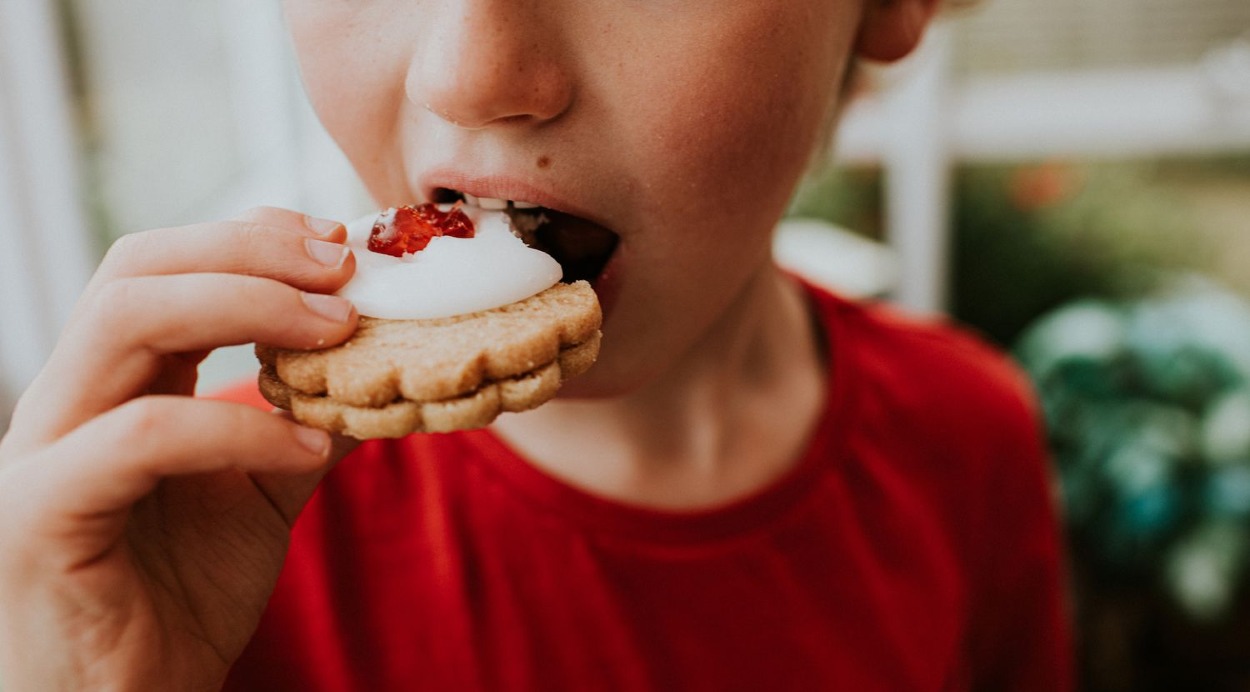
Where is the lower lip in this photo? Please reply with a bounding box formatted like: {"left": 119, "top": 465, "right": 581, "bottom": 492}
{"left": 589, "top": 248, "right": 622, "bottom": 324}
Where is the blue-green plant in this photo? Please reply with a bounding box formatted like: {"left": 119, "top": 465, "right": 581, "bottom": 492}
{"left": 1017, "top": 279, "right": 1250, "bottom": 621}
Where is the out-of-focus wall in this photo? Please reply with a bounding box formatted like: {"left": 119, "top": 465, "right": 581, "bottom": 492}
{"left": 58, "top": 0, "right": 366, "bottom": 391}
{"left": 65, "top": 0, "right": 365, "bottom": 242}
{"left": 67, "top": 0, "right": 245, "bottom": 237}
{"left": 958, "top": 0, "right": 1250, "bottom": 71}
{"left": 0, "top": 0, "right": 94, "bottom": 427}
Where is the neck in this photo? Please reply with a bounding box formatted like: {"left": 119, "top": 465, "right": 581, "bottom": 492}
{"left": 491, "top": 264, "right": 827, "bottom": 510}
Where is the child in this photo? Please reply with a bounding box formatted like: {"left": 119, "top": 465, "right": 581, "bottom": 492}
{"left": 0, "top": 0, "right": 1072, "bottom": 689}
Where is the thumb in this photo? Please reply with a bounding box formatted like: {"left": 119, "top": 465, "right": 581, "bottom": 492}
{"left": 246, "top": 414, "right": 360, "bottom": 528}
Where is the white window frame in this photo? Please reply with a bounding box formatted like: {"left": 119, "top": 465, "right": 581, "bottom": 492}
{"left": 836, "top": 22, "right": 1250, "bottom": 315}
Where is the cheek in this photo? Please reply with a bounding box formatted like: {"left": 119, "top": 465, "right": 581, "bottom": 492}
{"left": 619, "top": 7, "right": 852, "bottom": 227}
{"left": 283, "top": 5, "right": 408, "bottom": 191}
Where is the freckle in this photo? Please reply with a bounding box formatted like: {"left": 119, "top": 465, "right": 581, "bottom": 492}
{"left": 536, "top": 155, "right": 550, "bottom": 169}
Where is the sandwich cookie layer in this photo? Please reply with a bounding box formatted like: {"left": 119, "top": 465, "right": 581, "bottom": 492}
{"left": 256, "top": 280, "right": 601, "bottom": 439}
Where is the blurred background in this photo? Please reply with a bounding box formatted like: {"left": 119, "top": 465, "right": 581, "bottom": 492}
{"left": 1, "top": 0, "right": 1249, "bottom": 688}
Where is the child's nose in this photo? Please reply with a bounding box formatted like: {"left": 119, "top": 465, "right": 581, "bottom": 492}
{"left": 407, "top": 4, "right": 574, "bottom": 130}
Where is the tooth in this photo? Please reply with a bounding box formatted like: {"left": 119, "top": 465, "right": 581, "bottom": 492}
{"left": 511, "top": 201, "right": 540, "bottom": 209}
{"left": 478, "top": 197, "right": 508, "bottom": 210}
{"left": 463, "top": 193, "right": 480, "bottom": 206}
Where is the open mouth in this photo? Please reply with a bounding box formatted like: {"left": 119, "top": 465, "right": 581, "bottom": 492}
{"left": 432, "top": 187, "right": 619, "bottom": 284}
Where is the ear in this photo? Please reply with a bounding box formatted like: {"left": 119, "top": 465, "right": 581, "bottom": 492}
{"left": 854, "top": 0, "right": 941, "bottom": 63}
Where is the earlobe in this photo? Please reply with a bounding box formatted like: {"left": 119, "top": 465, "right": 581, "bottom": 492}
{"left": 854, "top": 0, "right": 940, "bottom": 63}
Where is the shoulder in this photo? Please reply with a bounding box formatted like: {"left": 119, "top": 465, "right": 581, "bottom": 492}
{"left": 804, "top": 292, "right": 1069, "bottom": 644}
{"left": 808, "top": 286, "right": 1040, "bottom": 448}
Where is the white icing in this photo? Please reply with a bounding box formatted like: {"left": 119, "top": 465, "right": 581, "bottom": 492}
{"left": 336, "top": 206, "right": 562, "bottom": 320}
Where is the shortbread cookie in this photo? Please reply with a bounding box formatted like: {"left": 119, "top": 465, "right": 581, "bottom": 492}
{"left": 256, "top": 204, "right": 604, "bottom": 438}
{"left": 257, "top": 280, "right": 601, "bottom": 439}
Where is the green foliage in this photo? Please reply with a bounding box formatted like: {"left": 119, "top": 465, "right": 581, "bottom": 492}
{"left": 950, "top": 163, "right": 1204, "bottom": 345}
{"left": 1017, "top": 283, "right": 1250, "bottom": 620}
{"left": 787, "top": 165, "right": 883, "bottom": 236}
{"left": 788, "top": 160, "right": 1214, "bottom": 346}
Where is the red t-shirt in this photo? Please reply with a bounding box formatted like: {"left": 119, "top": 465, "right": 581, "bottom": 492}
{"left": 222, "top": 287, "right": 1073, "bottom": 691}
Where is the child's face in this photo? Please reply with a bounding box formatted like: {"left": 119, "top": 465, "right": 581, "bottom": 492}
{"left": 283, "top": 1, "right": 865, "bottom": 395}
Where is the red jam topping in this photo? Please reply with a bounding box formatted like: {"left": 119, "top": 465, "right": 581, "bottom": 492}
{"left": 367, "top": 203, "right": 476, "bottom": 257}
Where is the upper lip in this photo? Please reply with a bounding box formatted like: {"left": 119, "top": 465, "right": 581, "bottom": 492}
{"left": 420, "top": 169, "right": 610, "bottom": 228}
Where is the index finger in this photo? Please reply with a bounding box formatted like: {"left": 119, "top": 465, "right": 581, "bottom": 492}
{"left": 8, "top": 271, "right": 357, "bottom": 450}
{"left": 89, "top": 208, "right": 351, "bottom": 288}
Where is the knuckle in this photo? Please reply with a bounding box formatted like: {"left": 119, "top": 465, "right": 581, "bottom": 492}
{"left": 233, "top": 220, "right": 301, "bottom": 262}
{"left": 230, "top": 221, "right": 273, "bottom": 254}
{"left": 238, "top": 205, "right": 280, "bottom": 220}
{"left": 236, "top": 222, "right": 346, "bottom": 286}
{"left": 238, "top": 225, "right": 309, "bottom": 278}
{"left": 0, "top": 492, "right": 36, "bottom": 564}
{"left": 99, "top": 230, "right": 152, "bottom": 271}
{"left": 113, "top": 397, "right": 169, "bottom": 441}
{"left": 77, "top": 278, "right": 141, "bottom": 334}
{"left": 3, "top": 398, "right": 44, "bottom": 455}
{"left": 88, "top": 277, "right": 139, "bottom": 317}
{"left": 236, "top": 205, "right": 297, "bottom": 228}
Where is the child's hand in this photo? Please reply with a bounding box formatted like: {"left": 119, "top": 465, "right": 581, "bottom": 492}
{"left": 0, "top": 207, "right": 359, "bottom": 690}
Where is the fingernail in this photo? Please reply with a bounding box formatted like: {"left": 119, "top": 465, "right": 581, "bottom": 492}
{"left": 302, "top": 292, "right": 354, "bottom": 323}
{"left": 304, "top": 215, "right": 343, "bottom": 236}
{"left": 306, "top": 238, "right": 349, "bottom": 268}
{"left": 294, "top": 426, "right": 330, "bottom": 457}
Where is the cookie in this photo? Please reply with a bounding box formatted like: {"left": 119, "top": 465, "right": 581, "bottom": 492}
{"left": 256, "top": 280, "right": 601, "bottom": 439}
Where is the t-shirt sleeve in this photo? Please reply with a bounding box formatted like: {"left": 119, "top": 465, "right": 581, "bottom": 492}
{"left": 966, "top": 375, "right": 1075, "bottom": 691}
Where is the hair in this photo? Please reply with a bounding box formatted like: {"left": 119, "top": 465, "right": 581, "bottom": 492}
{"left": 805, "top": 0, "right": 986, "bottom": 173}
